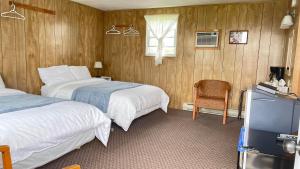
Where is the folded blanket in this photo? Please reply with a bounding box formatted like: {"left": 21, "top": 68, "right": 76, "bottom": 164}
{"left": 72, "top": 81, "right": 142, "bottom": 112}
{"left": 0, "top": 94, "right": 64, "bottom": 114}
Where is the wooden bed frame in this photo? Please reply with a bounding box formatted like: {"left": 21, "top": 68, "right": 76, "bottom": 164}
{"left": 0, "top": 145, "right": 80, "bottom": 169}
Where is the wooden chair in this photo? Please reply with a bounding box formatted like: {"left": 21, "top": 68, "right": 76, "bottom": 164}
{"left": 63, "top": 164, "right": 81, "bottom": 169}
{"left": 0, "top": 145, "right": 12, "bottom": 169}
{"left": 0, "top": 145, "right": 80, "bottom": 169}
{"left": 192, "top": 80, "right": 231, "bottom": 125}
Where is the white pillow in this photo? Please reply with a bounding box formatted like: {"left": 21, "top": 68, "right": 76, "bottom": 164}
{"left": 0, "top": 75, "right": 5, "bottom": 88}
{"left": 69, "top": 66, "right": 92, "bottom": 80}
{"left": 38, "top": 65, "right": 76, "bottom": 86}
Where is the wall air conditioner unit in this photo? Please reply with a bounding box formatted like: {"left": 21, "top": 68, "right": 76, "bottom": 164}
{"left": 195, "top": 31, "right": 219, "bottom": 48}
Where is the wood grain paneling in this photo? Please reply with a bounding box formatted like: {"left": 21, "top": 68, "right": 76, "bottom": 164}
{"left": 0, "top": 0, "right": 289, "bottom": 111}
{"left": 0, "top": 0, "right": 104, "bottom": 94}
{"left": 289, "top": 1, "right": 300, "bottom": 95}
{"left": 103, "top": 1, "right": 288, "bottom": 111}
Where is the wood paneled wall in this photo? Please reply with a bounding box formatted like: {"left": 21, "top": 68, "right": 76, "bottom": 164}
{"left": 103, "top": 1, "right": 288, "bottom": 110}
{"left": 290, "top": 2, "right": 300, "bottom": 95}
{"left": 0, "top": 0, "right": 104, "bottom": 94}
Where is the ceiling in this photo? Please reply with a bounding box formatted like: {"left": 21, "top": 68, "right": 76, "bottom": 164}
{"left": 71, "top": 0, "right": 271, "bottom": 11}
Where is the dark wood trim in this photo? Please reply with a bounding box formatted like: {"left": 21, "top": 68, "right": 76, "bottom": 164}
{"left": 9, "top": 1, "right": 56, "bottom": 15}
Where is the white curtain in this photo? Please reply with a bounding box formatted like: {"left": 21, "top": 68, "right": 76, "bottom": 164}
{"left": 144, "top": 14, "right": 179, "bottom": 65}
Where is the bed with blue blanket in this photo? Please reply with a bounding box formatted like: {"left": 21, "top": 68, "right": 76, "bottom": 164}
{"left": 0, "top": 88, "right": 111, "bottom": 169}
{"left": 41, "top": 78, "right": 170, "bottom": 131}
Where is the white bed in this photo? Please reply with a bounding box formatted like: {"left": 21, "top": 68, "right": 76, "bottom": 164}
{"left": 0, "top": 88, "right": 111, "bottom": 169}
{"left": 41, "top": 78, "right": 170, "bottom": 131}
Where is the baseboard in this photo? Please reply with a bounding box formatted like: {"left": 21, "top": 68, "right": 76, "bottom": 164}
{"left": 182, "top": 107, "right": 244, "bottom": 118}
{"left": 199, "top": 108, "right": 244, "bottom": 118}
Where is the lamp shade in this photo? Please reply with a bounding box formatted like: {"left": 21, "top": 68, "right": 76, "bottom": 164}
{"left": 94, "top": 61, "right": 103, "bottom": 69}
{"left": 280, "top": 14, "right": 294, "bottom": 29}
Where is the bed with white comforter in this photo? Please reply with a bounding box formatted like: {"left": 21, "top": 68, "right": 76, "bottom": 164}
{"left": 41, "top": 78, "right": 169, "bottom": 131}
{"left": 0, "top": 88, "right": 111, "bottom": 169}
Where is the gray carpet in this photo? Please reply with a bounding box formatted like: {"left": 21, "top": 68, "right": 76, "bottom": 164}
{"left": 38, "top": 109, "right": 242, "bottom": 169}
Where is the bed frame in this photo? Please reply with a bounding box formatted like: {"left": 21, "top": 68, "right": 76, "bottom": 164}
{"left": 0, "top": 145, "right": 80, "bottom": 169}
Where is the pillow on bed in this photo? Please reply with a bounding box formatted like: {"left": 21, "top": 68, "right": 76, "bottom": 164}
{"left": 69, "top": 66, "right": 92, "bottom": 80}
{"left": 0, "top": 75, "right": 5, "bottom": 88}
{"left": 38, "top": 65, "right": 76, "bottom": 86}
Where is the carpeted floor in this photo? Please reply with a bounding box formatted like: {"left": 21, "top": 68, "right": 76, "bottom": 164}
{"left": 38, "top": 109, "right": 242, "bottom": 169}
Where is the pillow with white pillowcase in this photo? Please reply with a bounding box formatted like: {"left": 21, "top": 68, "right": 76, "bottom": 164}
{"left": 69, "top": 66, "right": 92, "bottom": 80}
{"left": 0, "top": 75, "right": 5, "bottom": 88}
{"left": 38, "top": 65, "right": 76, "bottom": 86}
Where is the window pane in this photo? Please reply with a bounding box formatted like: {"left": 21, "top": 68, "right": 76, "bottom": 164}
{"left": 149, "top": 38, "right": 158, "bottom": 46}
{"left": 163, "top": 47, "right": 176, "bottom": 56}
{"left": 163, "top": 38, "right": 175, "bottom": 47}
{"left": 146, "top": 47, "right": 157, "bottom": 56}
{"left": 145, "top": 16, "right": 178, "bottom": 57}
{"left": 166, "top": 30, "right": 176, "bottom": 38}
{"left": 149, "top": 30, "right": 155, "bottom": 38}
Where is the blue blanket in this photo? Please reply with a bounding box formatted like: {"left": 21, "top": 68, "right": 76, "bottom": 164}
{"left": 71, "top": 81, "right": 142, "bottom": 112}
{"left": 0, "top": 94, "right": 64, "bottom": 114}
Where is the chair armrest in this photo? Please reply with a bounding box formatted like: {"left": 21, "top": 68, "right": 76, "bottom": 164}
{"left": 0, "top": 145, "right": 12, "bottom": 169}
{"left": 194, "top": 81, "right": 201, "bottom": 88}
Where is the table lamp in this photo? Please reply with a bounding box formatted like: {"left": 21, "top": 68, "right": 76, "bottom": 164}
{"left": 94, "top": 61, "right": 102, "bottom": 77}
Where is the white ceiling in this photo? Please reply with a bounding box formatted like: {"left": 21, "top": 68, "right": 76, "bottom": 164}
{"left": 71, "top": 0, "right": 271, "bottom": 11}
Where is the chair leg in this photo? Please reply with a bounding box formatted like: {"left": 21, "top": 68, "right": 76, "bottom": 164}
{"left": 192, "top": 106, "right": 198, "bottom": 120}
{"left": 223, "top": 108, "right": 227, "bottom": 125}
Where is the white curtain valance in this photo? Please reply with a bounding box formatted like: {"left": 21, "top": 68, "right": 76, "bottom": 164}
{"left": 144, "top": 14, "right": 179, "bottom": 65}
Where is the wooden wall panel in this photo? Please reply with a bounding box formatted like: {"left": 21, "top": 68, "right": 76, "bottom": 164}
{"left": 174, "top": 8, "right": 186, "bottom": 109}
{"left": 15, "top": 0, "right": 27, "bottom": 91}
{"left": 0, "top": 0, "right": 2, "bottom": 74}
{"left": 231, "top": 4, "right": 248, "bottom": 108}
{"left": 289, "top": 0, "right": 300, "bottom": 95}
{"left": 25, "top": 0, "right": 41, "bottom": 94}
{"left": 256, "top": 3, "right": 274, "bottom": 84}
{"left": 1, "top": 0, "right": 17, "bottom": 89}
{"left": 202, "top": 6, "right": 218, "bottom": 80}
{"left": 103, "top": 1, "right": 288, "bottom": 111}
{"left": 269, "top": 0, "right": 289, "bottom": 67}
{"left": 0, "top": 0, "right": 104, "bottom": 93}
{"left": 240, "top": 4, "right": 263, "bottom": 91}
{"left": 181, "top": 7, "right": 197, "bottom": 106}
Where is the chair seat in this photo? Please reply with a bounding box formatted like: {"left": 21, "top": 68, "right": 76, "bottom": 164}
{"left": 195, "top": 96, "right": 225, "bottom": 110}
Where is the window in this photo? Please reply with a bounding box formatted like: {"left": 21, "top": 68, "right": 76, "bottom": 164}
{"left": 144, "top": 14, "right": 179, "bottom": 65}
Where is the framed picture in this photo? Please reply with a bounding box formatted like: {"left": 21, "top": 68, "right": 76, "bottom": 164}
{"left": 195, "top": 31, "right": 220, "bottom": 48}
{"left": 229, "top": 30, "right": 248, "bottom": 44}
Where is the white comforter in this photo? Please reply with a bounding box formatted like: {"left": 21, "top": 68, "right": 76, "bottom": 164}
{"left": 0, "top": 88, "right": 111, "bottom": 164}
{"left": 41, "top": 78, "right": 169, "bottom": 131}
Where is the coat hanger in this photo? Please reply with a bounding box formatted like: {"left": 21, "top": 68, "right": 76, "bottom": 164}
{"left": 106, "top": 25, "right": 121, "bottom": 35}
{"left": 123, "top": 25, "right": 140, "bottom": 36}
{"left": 1, "top": 1, "right": 25, "bottom": 20}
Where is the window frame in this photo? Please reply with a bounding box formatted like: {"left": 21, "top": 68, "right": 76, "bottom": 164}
{"left": 145, "top": 19, "right": 178, "bottom": 57}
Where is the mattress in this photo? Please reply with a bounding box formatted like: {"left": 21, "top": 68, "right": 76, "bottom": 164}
{"left": 41, "top": 78, "right": 169, "bottom": 131}
{"left": 13, "top": 129, "right": 96, "bottom": 169}
{"left": 0, "top": 88, "right": 111, "bottom": 168}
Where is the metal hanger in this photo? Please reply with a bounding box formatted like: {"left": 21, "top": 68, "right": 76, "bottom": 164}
{"left": 106, "top": 25, "right": 121, "bottom": 35}
{"left": 123, "top": 25, "right": 140, "bottom": 36}
{"left": 1, "top": 2, "right": 25, "bottom": 20}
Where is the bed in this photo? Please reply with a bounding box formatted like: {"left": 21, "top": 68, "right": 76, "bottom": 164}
{"left": 38, "top": 65, "right": 169, "bottom": 131}
{"left": 0, "top": 87, "right": 111, "bottom": 169}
